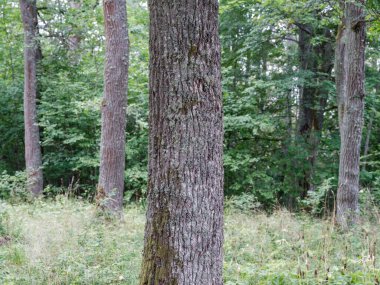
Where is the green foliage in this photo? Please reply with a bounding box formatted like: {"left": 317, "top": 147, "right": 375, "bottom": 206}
{"left": 0, "top": 0, "right": 379, "bottom": 209}
{"left": 361, "top": 151, "right": 380, "bottom": 206}
{"left": 220, "top": 0, "right": 341, "bottom": 208}
{"left": 0, "top": 81, "right": 24, "bottom": 174}
{"left": 124, "top": 106, "right": 148, "bottom": 202}
{"left": 0, "top": 0, "right": 150, "bottom": 199}
{"left": 367, "top": 0, "right": 380, "bottom": 20}
{"left": 0, "top": 171, "right": 29, "bottom": 203}
{"left": 39, "top": 71, "right": 102, "bottom": 192}
{"left": 300, "top": 177, "right": 337, "bottom": 216}
{"left": 225, "top": 193, "right": 262, "bottom": 213}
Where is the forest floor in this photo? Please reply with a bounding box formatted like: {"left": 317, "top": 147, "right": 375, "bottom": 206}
{"left": 0, "top": 199, "right": 380, "bottom": 284}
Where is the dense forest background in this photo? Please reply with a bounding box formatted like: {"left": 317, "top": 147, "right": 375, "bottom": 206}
{"left": 0, "top": 0, "right": 379, "bottom": 213}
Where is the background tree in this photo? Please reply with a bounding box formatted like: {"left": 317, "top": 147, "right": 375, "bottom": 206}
{"left": 220, "top": 0, "right": 340, "bottom": 207}
{"left": 19, "top": 0, "right": 43, "bottom": 196}
{"left": 97, "top": 0, "right": 129, "bottom": 214}
{"left": 335, "top": 0, "right": 367, "bottom": 228}
{"left": 296, "top": 23, "right": 334, "bottom": 196}
{"left": 0, "top": 0, "right": 379, "bottom": 216}
{"left": 67, "top": 0, "right": 82, "bottom": 64}
{"left": 140, "top": 0, "right": 224, "bottom": 283}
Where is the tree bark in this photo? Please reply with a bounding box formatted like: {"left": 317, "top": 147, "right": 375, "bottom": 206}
{"left": 20, "top": 0, "right": 43, "bottom": 196}
{"left": 140, "top": 0, "right": 224, "bottom": 284}
{"left": 98, "top": 0, "right": 129, "bottom": 214}
{"left": 335, "top": 0, "right": 366, "bottom": 228}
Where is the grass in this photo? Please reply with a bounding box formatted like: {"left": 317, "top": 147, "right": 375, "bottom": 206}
{"left": 0, "top": 198, "right": 379, "bottom": 284}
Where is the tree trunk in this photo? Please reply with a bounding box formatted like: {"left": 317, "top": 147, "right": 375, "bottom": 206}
{"left": 20, "top": 0, "right": 43, "bottom": 196}
{"left": 336, "top": 0, "right": 366, "bottom": 228}
{"left": 68, "top": 0, "right": 82, "bottom": 63}
{"left": 69, "top": 1, "right": 81, "bottom": 49}
{"left": 297, "top": 24, "right": 334, "bottom": 196}
{"left": 98, "top": 0, "right": 129, "bottom": 214}
{"left": 140, "top": 1, "right": 224, "bottom": 284}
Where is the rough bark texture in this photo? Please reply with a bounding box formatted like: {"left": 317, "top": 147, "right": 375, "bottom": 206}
{"left": 297, "top": 24, "right": 334, "bottom": 196}
{"left": 140, "top": 0, "right": 224, "bottom": 284}
{"left": 335, "top": 0, "right": 366, "bottom": 228}
{"left": 20, "top": 0, "right": 43, "bottom": 196}
{"left": 98, "top": 0, "right": 129, "bottom": 214}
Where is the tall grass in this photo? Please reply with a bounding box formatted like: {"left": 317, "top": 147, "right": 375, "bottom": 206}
{"left": 0, "top": 198, "right": 379, "bottom": 284}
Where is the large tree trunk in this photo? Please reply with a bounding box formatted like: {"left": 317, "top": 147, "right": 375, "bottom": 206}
{"left": 20, "top": 0, "right": 43, "bottom": 196}
{"left": 140, "top": 0, "right": 224, "bottom": 284}
{"left": 335, "top": 0, "right": 366, "bottom": 228}
{"left": 297, "top": 24, "right": 334, "bottom": 196}
{"left": 98, "top": 0, "right": 129, "bottom": 214}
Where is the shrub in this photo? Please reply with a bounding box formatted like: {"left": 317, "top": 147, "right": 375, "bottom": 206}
{"left": 225, "top": 193, "right": 262, "bottom": 213}
{"left": 300, "top": 177, "right": 336, "bottom": 216}
{"left": 0, "top": 171, "right": 29, "bottom": 203}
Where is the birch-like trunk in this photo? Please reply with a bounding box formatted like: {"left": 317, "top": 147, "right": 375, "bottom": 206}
{"left": 140, "top": 0, "right": 224, "bottom": 283}
{"left": 20, "top": 0, "right": 43, "bottom": 196}
{"left": 98, "top": 0, "right": 129, "bottom": 214}
{"left": 335, "top": 0, "right": 366, "bottom": 228}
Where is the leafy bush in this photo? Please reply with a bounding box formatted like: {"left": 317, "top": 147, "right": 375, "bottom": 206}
{"left": 0, "top": 81, "right": 24, "bottom": 175}
{"left": 39, "top": 72, "right": 102, "bottom": 195}
{"left": 361, "top": 151, "right": 380, "bottom": 206}
{"left": 300, "top": 177, "right": 336, "bottom": 216}
{"left": 225, "top": 193, "right": 262, "bottom": 213}
{"left": 124, "top": 166, "right": 147, "bottom": 203}
{"left": 0, "top": 171, "right": 29, "bottom": 203}
{"left": 124, "top": 105, "right": 148, "bottom": 203}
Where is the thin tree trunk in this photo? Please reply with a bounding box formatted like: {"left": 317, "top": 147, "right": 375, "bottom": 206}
{"left": 336, "top": 0, "right": 366, "bottom": 228}
{"left": 20, "top": 0, "right": 43, "bottom": 196}
{"left": 68, "top": 0, "right": 81, "bottom": 63}
{"left": 140, "top": 0, "right": 224, "bottom": 284}
{"left": 69, "top": 1, "right": 81, "bottom": 49}
{"left": 297, "top": 23, "right": 316, "bottom": 195}
{"left": 297, "top": 25, "right": 334, "bottom": 196}
{"left": 98, "top": 0, "right": 129, "bottom": 214}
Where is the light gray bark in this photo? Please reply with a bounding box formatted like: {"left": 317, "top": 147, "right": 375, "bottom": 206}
{"left": 140, "top": 0, "right": 224, "bottom": 284}
{"left": 98, "top": 0, "right": 129, "bottom": 214}
{"left": 20, "top": 0, "right": 43, "bottom": 196}
{"left": 335, "top": 0, "right": 366, "bottom": 228}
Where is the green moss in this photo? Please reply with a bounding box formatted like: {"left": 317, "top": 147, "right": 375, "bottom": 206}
{"left": 140, "top": 208, "right": 180, "bottom": 285}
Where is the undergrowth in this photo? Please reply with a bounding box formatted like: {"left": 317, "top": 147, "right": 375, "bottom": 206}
{"left": 0, "top": 198, "right": 379, "bottom": 284}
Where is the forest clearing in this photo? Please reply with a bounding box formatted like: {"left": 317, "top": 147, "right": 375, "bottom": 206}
{"left": 1, "top": 199, "right": 380, "bottom": 284}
